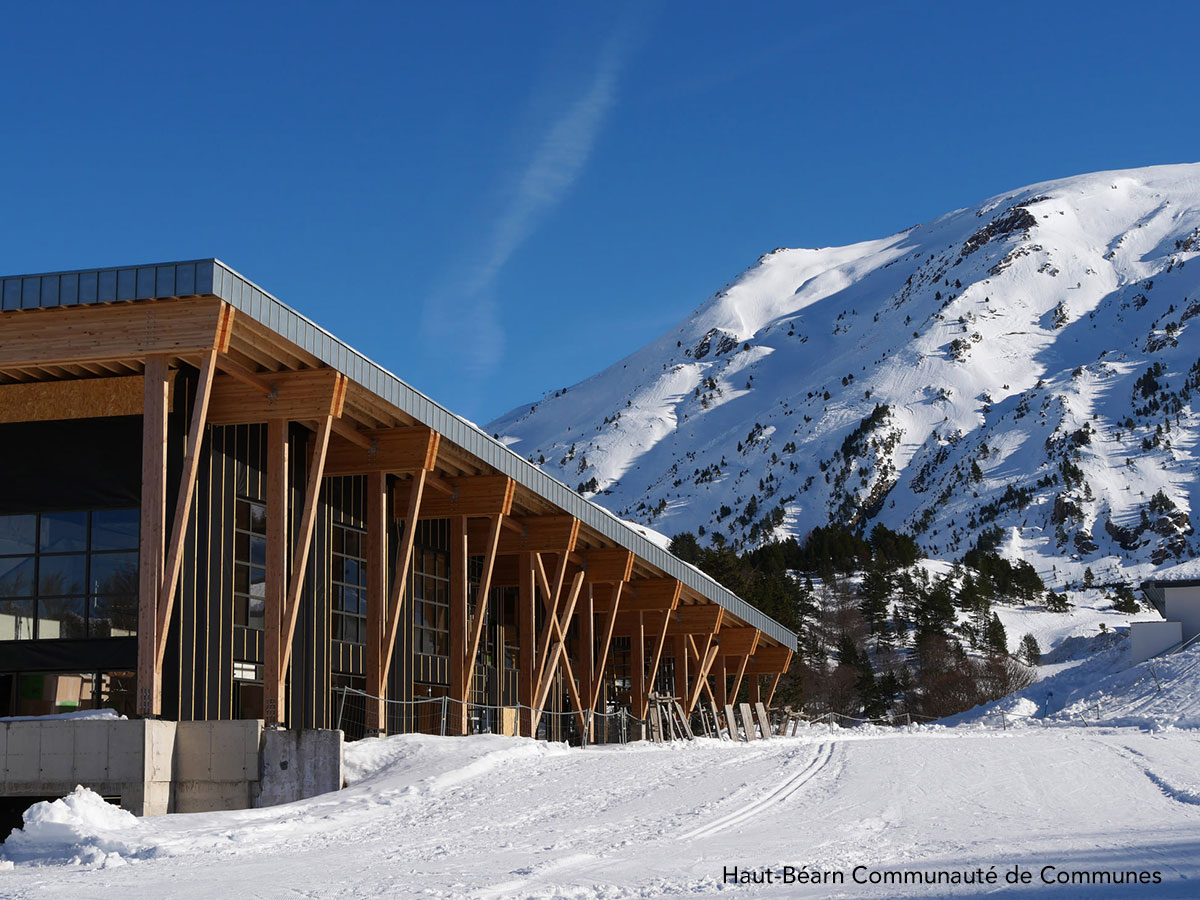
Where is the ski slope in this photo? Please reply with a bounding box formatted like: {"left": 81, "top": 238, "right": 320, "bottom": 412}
{"left": 4, "top": 721, "right": 1200, "bottom": 898}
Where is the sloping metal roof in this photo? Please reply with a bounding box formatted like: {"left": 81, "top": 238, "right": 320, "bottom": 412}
{"left": 1, "top": 259, "right": 798, "bottom": 648}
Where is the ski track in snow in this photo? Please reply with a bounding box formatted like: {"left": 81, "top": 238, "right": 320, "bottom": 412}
{"left": 4, "top": 727, "right": 1200, "bottom": 898}
{"left": 679, "top": 741, "right": 834, "bottom": 840}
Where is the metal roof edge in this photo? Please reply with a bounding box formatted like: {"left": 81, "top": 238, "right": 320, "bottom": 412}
{"left": 0, "top": 257, "right": 798, "bottom": 649}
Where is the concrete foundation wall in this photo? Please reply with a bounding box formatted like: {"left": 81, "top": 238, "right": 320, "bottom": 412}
{"left": 173, "top": 719, "right": 264, "bottom": 813}
{"left": 1, "top": 719, "right": 343, "bottom": 817}
{"left": 1130, "top": 620, "right": 1183, "bottom": 664}
{"left": 255, "top": 728, "right": 343, "bottom": 808}
{"left": 0, "top": 719, "right": 177, "bottom": 815}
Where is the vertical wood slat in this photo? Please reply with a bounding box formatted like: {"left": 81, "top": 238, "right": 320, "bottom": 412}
{"left": 214, "top": 427, "right": 233, "bottom": 720}
{"left": 380, "top": 469, "right": 427, "bottom": 713}
{"left": 677, "top": 636, "right": 687, "bottom": 712}
{"left": 641, "top": 611, "right": 672, "bottom": 718}
{"left": 279, "top": 415, "right": 334, "bottom": 676}
{"left": 365, "top": 471, "right": 387, "bottom": 733}
{"left": 580, "top": 584, "right": 594, "bottom": 741}
{"left": 264, "top": 418, "right": 288, "bottom": 725}
{"left": 463, "top": 514, "right": 503, "bottom": 698}
{"left": 448, "top": 515, "right": 468, "bottom": 735}
{"left": 630, "top": 612, "right": 645, "bottom": 730}
{"left": 589, "top": 582, "right": 623, "bottom": 713}
{"left": 137, "top": 354, "right": 170, "bottom": 717}
{"left": 518, "top": 552, "right": 535, "bottom": 737}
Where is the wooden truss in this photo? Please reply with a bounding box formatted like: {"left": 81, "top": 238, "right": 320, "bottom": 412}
{"left": 5, "top": 294, "right": 793, "bottom": 734}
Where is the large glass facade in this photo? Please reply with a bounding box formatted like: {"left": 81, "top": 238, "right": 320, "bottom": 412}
{"left": 0, "top": 509, "right": 138, "bottom": 640}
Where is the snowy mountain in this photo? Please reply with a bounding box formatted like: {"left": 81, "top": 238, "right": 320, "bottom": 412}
{"left": 490, "top": 163, "right": 1200, "bottom": 588}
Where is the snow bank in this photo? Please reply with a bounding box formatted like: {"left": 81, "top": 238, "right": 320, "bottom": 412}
{"left": 0, "top": 708, "right": 125, "bottom": 723}
{"left": 343, "top": 731, "right": 570, "bottom": 787}
{"left": 947, "top": 637, "right": 1200, "bottom": 730}
{"left": 2, "top": 787, "right": 149, "bottom": 867}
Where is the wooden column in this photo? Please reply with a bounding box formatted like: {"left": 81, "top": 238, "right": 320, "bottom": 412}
{"left": 588, "top": 582, "right": 623, "bottom": 715}
{"left": 364, "top": 471, "right": 388, "bottom": 733}
{"left": 137, "top": 355, "right": 170, "bottom": 717}
{"left": 263, "top": 418, "right": 289, "bottom": 726}
{"left": 518, "top": 551, "right": 535, "bottom": 736}
{"left": 676, "top": 636, "right": 687, "bottom": 708}
{"left": 631, "top": 612, "right": 645, "bottom": 727}
{"left": 580, "top": 584, "right": 595, "bottom": 740}
{"left": 715, "top": 655, "right": 728, "bottom": 708}
{"left": 448, "top": 515, "right": 469, "bottom": 735}
{"left": 749, "top": 675, "right": 762, "bottom": 705}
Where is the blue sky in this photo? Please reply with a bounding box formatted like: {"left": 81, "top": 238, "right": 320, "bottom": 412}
{"left": 3, "top": 2, "right": 1199, "bottom": 423}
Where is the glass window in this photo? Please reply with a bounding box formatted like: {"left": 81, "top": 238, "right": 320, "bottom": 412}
{"left": 0, "top": 509, "right": 138, "bottom": 641}
{"left": 91, "top": 509, "right": 139, "bottom": 551}
{"left": 234, "top": 498, "right": 268, "bottom": 630}
{"left": 0, "top": 514, "right": 36, "bottom": 555}
{"left": 38, "top": 596, "right": 86, "bottom": 639}
{"left": 0, "top": 598, "right": 34, "bottom": 640}
{"left": 412, "top": 520, "right": 450, "bottom": 660}
{"left": 332, "top": 522, "right": 367, "bottom": 646}
{"left": 0, "top": 556, "right": 35, "bottom": 599}
{"left": 39, "top": 554, "right": 86, "bottom": 596}
{"left": 40, "top": 511, "right": 88, "bottom": 553}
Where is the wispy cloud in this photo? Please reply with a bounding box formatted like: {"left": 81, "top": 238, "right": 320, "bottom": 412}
{"left": 422, "top": 19, "right": 640, "bottom": 376}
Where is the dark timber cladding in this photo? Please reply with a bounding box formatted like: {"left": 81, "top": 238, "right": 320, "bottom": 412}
{"left": 0, "top": 260, "right": 797, "bottom": 739}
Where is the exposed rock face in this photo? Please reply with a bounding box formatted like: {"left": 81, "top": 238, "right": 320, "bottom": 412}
{"left": 491, "top": 164, "right": 1200, "bottom": 586}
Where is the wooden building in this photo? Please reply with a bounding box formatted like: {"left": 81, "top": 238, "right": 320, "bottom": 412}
{"left": 0, "top": 260, "right": 796, "bottom": 741}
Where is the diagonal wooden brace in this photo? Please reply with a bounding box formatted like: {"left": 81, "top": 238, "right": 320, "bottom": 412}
{"left": 155, "top": 349, "right": 218, "bottom": 670}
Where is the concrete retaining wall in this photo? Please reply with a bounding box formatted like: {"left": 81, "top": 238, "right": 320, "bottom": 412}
{"left": 0, "top": 719, "right": 343, "bottom": 816}
{"left": 1130, "top": 620, "right": 1183, "bottom": 664}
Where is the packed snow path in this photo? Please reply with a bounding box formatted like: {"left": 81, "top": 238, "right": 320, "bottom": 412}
{"left": 3, "top": 727, "right": 1199, "bottom": 898}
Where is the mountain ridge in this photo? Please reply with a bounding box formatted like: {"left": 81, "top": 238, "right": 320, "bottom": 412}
{"left": 490, "top": 163, "right": 1200, "bottom": 587}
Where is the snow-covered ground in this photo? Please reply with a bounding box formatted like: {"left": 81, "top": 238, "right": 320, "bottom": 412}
{"left": 4, "top": 709, "right": 1200, "bottom": 897}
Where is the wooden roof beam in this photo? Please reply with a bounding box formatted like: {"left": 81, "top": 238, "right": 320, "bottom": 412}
{"left": 206, "top": 368, "right": 347, "bottom": 426}
{"left": 324, "top": 425, "right": 440, "bottom": 476}
{"left": 467, "top": 515, "right": 579, "bottom": 555}
{"left": 396, "top": 475, "right": 515, "bottom": 520}
{"left": 744, "top": 646, "right": 794, "bottom": 675}
{"left": 715, "top": 626, "right": 761, "bottom": 657}
{"left": 597, "top": 577, "right": 681, "bottom": 612}
{"left": 582, "top": 548, "right": 634, "bottom": 583}
{"left": 0, "top": 297, "right": 232, "bottom": 369}
{"left": 666, "top": 604, "right": 724, "bottom": 635}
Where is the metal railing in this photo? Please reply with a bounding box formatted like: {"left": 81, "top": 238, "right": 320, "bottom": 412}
{"left": 333, "top": 687, "right": 635, "bottom": 747}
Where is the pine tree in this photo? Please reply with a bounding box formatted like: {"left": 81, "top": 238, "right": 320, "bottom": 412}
{"left": 985, "top": 613, "right": 1008, "bottom": 656}
{"left": 1112, "top": 584, "right": 1140, "bottom": 614}
{"left": 1019, "top": 633, "right": 1041, "bottom": 666}
{"left": 860, "top": 565, "right": 891, "bottom": 633}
